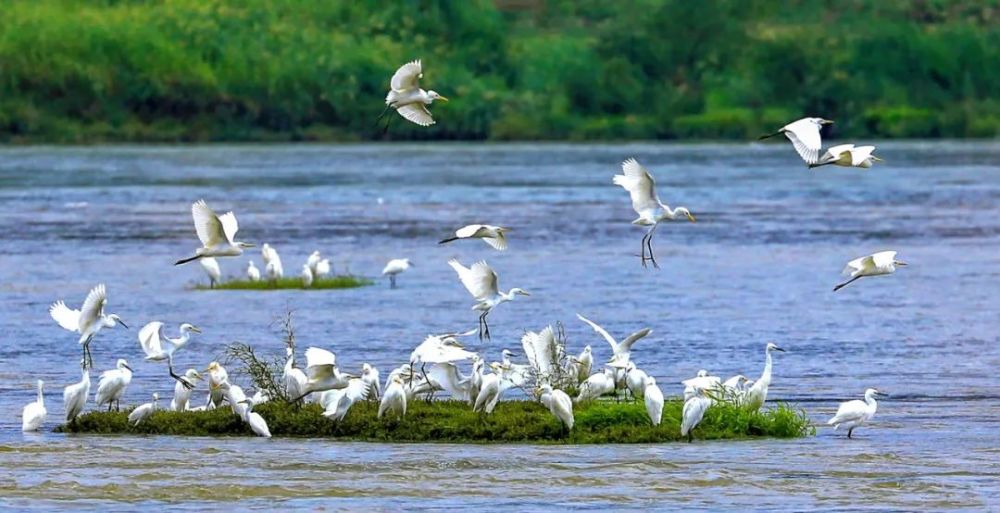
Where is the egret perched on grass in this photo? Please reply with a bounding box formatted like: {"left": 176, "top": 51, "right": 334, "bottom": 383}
{"left": 301, "top": 264, "right": 314, "bottom": 288}
{"left": 21, "top": 380, "right": 46, "bottom": 432}
{"left": 574, "top": 368, "right": 616, "bottom": 403}
{"left": 811, "top": 144, "right": 882, "bottom": 169}
{"left": 382, "top": 258, "right": 412, "bottom": 289}
{"left": 448, "top": 259, "right": 530, "bottom": 341}
{"left": 834, "top": 251, "right": 908, "bottom": 291}
{"left": 175, "top": 200, "right": 254, "bottom": 265}
{"left": 95, "top": 359, "right": 133, "bottom": 412}
{"left": 380, "top": 59, "right": 448, "bottom": 128}
{"left": 613, "top": 158, "right": 696, "bottom": 268}
{"left": 625, "top": 362, "right": 649, "bottom": 399}
{"left": 379, "top": 375, "right": 407, "bottom": 420}
{"left": 128, "top": 393, "right": 158, "bottom": 426}
{"left": 50, "top": 283, "right": 128, "bottom": 368}
{"left": 644, "top": 377, "right": 664, "bottom": 426}
{"left": 576, "top": 314, "right": 651, "bottom": 368}
{"left": 683, "top": 370, "right": 721, "bottom": 402}
{"left": 537, "top": 384, "right": 574, "bottom": 432}
{"left": 745, "top": 343, "right": 785, "bottom": 411}
{"left": 203, "top": 361, "right": 229, "bottom": 409}
{"left": 247, "top": 261, "right": 261, "bottom": 282}
{"left": 681, "top": 387, "right": 711, "bottom": 442}
{"left": 828, "top": 388, "right": 886, "bottom": 438}
{"left": 138, "top": 321, "right": 202, "bottom": 389}
{"left": 758, "top": 117, "right": 834, "bottom": 166}
{"left": 439, "top": 224, "right": 510, "bottom": 251}
{"left": 361, "top": 363, "right": 381, "bottom": 401}
{"left": 321, "top": 378, "right": 371, "bottom": 422}
{"left": 283, "top": 347, "right": 307, "bottom": 402}
{"left": 315, "top": 259, "right": 332, "bottom": 278}
{"left": 200, "top": 257, "right": 221, "bottom": 288}
{"left": 409, "top": 332, "right": 478, "bottom": 385}
{"left": 170, "top": 369, "right": 202, "bottom": 411}
{"left": 306, "top": 250, "right": 322, "bottom": 274}
{"left": 291, "top": 347, "right": 354, "bottom": 401}
{"left": 261, "top": 244, "right": 283, "bottom": 279}
{"left": 63, "top": 361, "right": 90, "bottom": 423}
{"left": 238, "top": 397, "right": 272, "bottom": 437}
{"left": 474, "top": 363, "right": 512, "bottom": 414}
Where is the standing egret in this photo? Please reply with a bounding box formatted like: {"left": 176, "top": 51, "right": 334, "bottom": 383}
{"left": 290, "top": 347, "right": 354, "bottom": 402}
{"left": 380, "top": 59, "right": 448, "bottom": 128}
{"left": 200, "top": 257, "right": 221, "bottom": 288}
{"left": 50, "top": 283, "right": 128, "bottom": 368}
{"left": 175, "top": 199, "right": 254, "bottom": 265}
{"left": 644, "top": 377, "right": 664, "bottom": 426}
{"left": 203, "top": 361, "right": 229, "bottom": 409}
{"left": 722, "top": 374, "right": 750, "bottom": 404}
{"left": 361, "top": 363, "right": 381, "bottom": 401}
{"left": 758, "top": 117, "right": 834, "bottom": 166}
{"left": 745, "top": 343, "right": 786, "bottom": 411}
{"left": 315, "top": 258, "right": 332, "bottom": 278}
{"left": 261, "top": 243, "right": 283, "bottom": 281}
{"left": 247, "top": 261, "right": 261, "bottom": 282}
{"left": 171, "top": 369, "right": 202, "bottom": 411}
{"left": 828, "top": 388, "right": 886, "bottom": 438}
{"left": 834, "top": 251, "right": 908, "bottom": 291}
{"left": 306, "top": 251, "right": 322, "bottom": 274}
{"left": 574, "top": 368, "right": 616, "bottom": 403}
{"left": 382, "top": 258, "right": 412, "bottom": 289}
{"left": 238, "top": 398, "right": 272, "bottom": 437}
{"left": 222, "top": 382, "right": 248, "bottom": 418}
{"left": 379, "top": 375, "right": 407, "bottom": 420}
{"left": 448, "top": 259, "right": 530, "bottom": 341}
{"left": 683, "top": 370, "right": 721, "bottom": 402}
{"left": 811, "top": 144, "right": 882, "bottom": 169}
{"left": 301, "top": 264, "right": 314, "bottom": 288}
{"left": 625, "top": 362, "right": 649, "bottom": 400}
{"left": 568, "top": 345, "right": 593, "bottom": 385}
{"left": 439, "top": 224, "right": 510, "bottom": 251}
{"left": 63, "top": 361, "right": 90, "bottom": 423}
{"left": 95, "top": 359, "right": 133, "bottom": 412}
{"left": 467, "top": 357, "right": 485, "bottom": 406}
{"left": 681, "top": 387, "right": 712, "bottom": 442}
{"left": 537, "top": 384, "right": 574, "bottom": 432}
{"left": 138, "top": 321, "right": 202, "bottom": 389}
{"left": 613, "top": 158, "right": 696, "bottom": 268}
{"left": 22, "top": 380, "right": 46, "bottom": 432}
{"left": 283, "top": 347, "right": 307, "bottom": 402}
{"left": 265, "top": 261, "right": 281, "bottom": 286}
{"left": 474, "top": 363, "right": 512, "bottom": 414}
{"left": 128, "top": 393, "right": 159, "bottom": 426}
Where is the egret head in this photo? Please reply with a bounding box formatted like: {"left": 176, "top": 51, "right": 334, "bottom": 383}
{"left": 108, "top": 314, "right": 128, "bottom": 329}
{"left": 809, "top": 117, "right": 834, "bottom": 126}
{"left": 510, "top": 288, "right": 530, "bottom": 297}
{"left": 117, "top": 359, "right": 133, "bottom": 372}
{"left": 537, "top": 384, "right": 553, "bottom": 395}
{"left": 238, "top": 242, "right": 256, "bottom": 249}
{"left": 489, "top": 362, "right": 503, "bottom": 373}
{"left": 180, "top": 323, "right": 202, "bottom": 334}
{"left": 625, "top": 361, "right": 636, "bottom": 373}
{"left": 501, "top": 349, "right": 518, "bottom": 359}
{"left": 248, "top": 261, "right": 257, "bottom": 269}
{"left": 152, "top": 392, "right": 159, "bottom": 402}
{"left": 766, "top": 342, "right": 785, "bottom": 353}
{"left": 675, "top": 207, "right": 696, "bottom": 223}
{"left": 582, "top": 345, "right": 592, "bottom": 355}
{"left": 696, "top": 370, "right": 709, "bottom": 378}
{"left": 893, "top": 259, "right": 908, "bottom": 267}
{"left": 865, "top": 388, "right": 887, "bottom": 399}
{"left": 646, "top": 376, "right": 657, "bottom": 387}
{"left": 203, "top": 361, "right": 221, "bottom": 374}
{"left": 427, "top": 90, "right": 448, "bottom": 102}
{"left": 184, "top": 369, "right": 203, "bottom": 381}
{"left": 403, "top": 258, "right": 413, "bottom": 267}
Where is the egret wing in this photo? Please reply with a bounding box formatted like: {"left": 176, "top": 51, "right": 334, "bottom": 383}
{"left": 782, "top": 120, "right": 823, "bottom": 165}
{"left": 482, "top": 232, "right": 507, "bottom": 251}
{"left": 617, "top": 328, "right": 652, "bottom": 353}
{"left": 522, "top": 327, "right": 557, "bottom": 379}
{"left": 576, "top": 314, "right": 619, "bottom": 354}
{"left": 842, "top": 255, "right": 874, "bottom": 276}
{"left": 390, "top": 59, "right": 422, "bottom": 91}
{"left": 613, "top": 158, "right": 660, "bottom": 215}
{"left": 829, "top": 399, "right": 866, "bottom": 424}
{"left": 50, "top": 301, "right": 81, "bottom": 331}
{"left": 78, "top": 284, "right": 107, "bottom": 334}
{"left": 304, "top": 347, "right": 337, "bottom": 382}
{"left": 852, "top": 146, "right": 877, "bottom": 166}
{"left": 450, "top": 259, "right": 498, "bottom": 300}
{"left": 191, "top": 200, "right": 224, "bottom": 247}
{"left": 871, "top": 251, "right": 897, "bottom": 268}
{"left": 138, "top": 321, "right": 165, "bottom": 356}
{"left": 455, "top": 224, "right": 486, "bottom": 238}
{"left": 345, "top": 378, "right": 371, "bottom": 403}
{"left": 396, "top": 104, "right": 435, "bottom": 126}
{"left": 218, "top": 211, "right": 239, "bottom": 244}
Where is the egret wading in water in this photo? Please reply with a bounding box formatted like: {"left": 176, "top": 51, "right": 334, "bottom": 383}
{"left": 199, "top": 257, "right": 221, "bottom": 288}
{"left": 613, "top": 158, "right": 696, "bottom": 268}
{"left": 758, "top": 117, "right": 834, "bottom": 166}
{"left": 95, "top": 359, "right": 133, "bottom": 412}
{"left": 448, "top": 259, "right": 530, "bottom": 341}
{"left": 63, "top": 361, "right": 90, "bottom": 423}
{"left": 745, "top": 343, "right": 785, "bottom": 411}
{"left": 128, "top": 393, "right": 159, "bottom": 426}
{"left": 21, "top": 380, "right": 47, "bottom": 432}
{"left": 382, "top": 258, "right": 412, "bottom": 289}
{"left": 175, "top": 200, "right": 254, "bottom": 265}
{"left": 138, "top": 322, "right": 202, "bottom": 389}
{"left": 439, "top": 224, "right": 510, "bottom": 251}
{"left": 828, "top": 388, "right": 886, "bottom": 438}
{"left": 50, "top": 284, "right": 128, "bottom": 368}
{"left": 811, "top": 144, "right": 882, "bottom": 169}
{"left": 835, "top": 251, "right": 907, "bottom": 291}
{"left": 379, "top": 59, "right": 448, "bottom": 130}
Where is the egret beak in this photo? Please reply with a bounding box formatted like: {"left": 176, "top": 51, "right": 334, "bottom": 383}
{"left": 123, "top": 364, "right": 133, "bottom": 372}
{"left": 822, "top": 119, "right": 835, "bottom": 125}
{"left": 871, "top": 156, "right": 884, "bottom": 162}
{"left": 518, "top": 290, "right": 531, "bottom": 296}
{"left": 773, "top": 347, "right": 786, "bottom": 352}
{"left": 192, "top": 372, "right": 204, "bottom": 381}
{"left": 437, "top": 96, "right": 449, "bottom": 102}
{"left": 895, "top": 260, "right": 908, "bottom": 266}
{"left": 685, "top": 212, "right": 697, "bottom": 223}
{"left": 190, "top": 326, "right": 203, "bottom": 334}
{"left": 243, "top": 242, "right": 257, "bottom": 248}
{"left": 117, "top": 319, "right": 129, "bottom": 329}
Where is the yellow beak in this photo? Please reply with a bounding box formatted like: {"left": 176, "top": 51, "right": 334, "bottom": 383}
{"left": 686, "top": 212, "right": 697, "bottom": 223}
{"left": 437, "top": 96, "right": 449, "bottom": 102}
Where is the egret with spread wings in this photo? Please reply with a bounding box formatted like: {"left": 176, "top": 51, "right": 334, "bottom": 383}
{"left": 835, "top": 250, "right": 907, "bottom": 291}
{"left": 759, "top": 117, "right": 834, "bottom": 166}
{"left": 49, "top": 284, "right": 127, "bottom": 368}
{"left": 613, "top": 158, "right": 695, "bottom": 268}
{"left": 439, "top": 224, "right": 510, "bottom": 251}
{"left": 138, "top": 321, "right": 202, "bottom": 389}
{"left": 379, "top": 59, "right": 448, "bottom": 129}
{"left": 175, "top": 199, "right": 254, "bottom": 265}
{"left": 448, "top": 259, "right": 530, "bottom": 341}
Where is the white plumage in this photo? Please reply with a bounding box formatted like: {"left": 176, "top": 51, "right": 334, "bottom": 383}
{"left": 94, "top": 359, "right": 133, "bottom": 411}
{"left": 138, "top": 321, "right": 201, "bottom": 389}
{"left": 835, "top": 250, "right": 907, "bottom": 291}
{"left": 521, "top": 326, "right": 561, "bottom": 385}
{"left": 681, "top": 387, "right": 711, "bottom": 441}
{"left": 22, "top": 380, "right": 47, "bottom": 432}
{"left": 449, "top": 259, "right": 529, "bottom": 340}
{"left": 812, "top": 144, "right": 882, "bottom": 169}
{"left": 383, "top": 59, "right": 448, "bottom": 126}
{"left": 613, "top": 158, "right": 696, "bottom": 268}
{"left": 246, "top": 260, "right": 261, "bottom": 282}
{"left": 175, "top": 199, "right": 254, "bottom": 265}
{"left": 574, "top": 368, "right": 616, "bottom": 403}
{"left": 301, "top": 264, "right": 314, "bottom": 288}
{"left": 744, "top": 343, "right": 785, "bottom": 411}
{"left": 644, "top": 377, "right": 664, "bottom": 426}
{"left": 760, "top": 117, "right": 834, "bottom": 165}
{"left": 128, "top": 393, "right": 159, "bottom": 426}
{"left": 538, "top": 384, "right": 574, "bottom": 431}
{"left": 199, "top": 257, "right": 221, "bottom": 288}
{"left": 170, "top": 369, "right": 202, "bottom": 411}
{"left": 379, "top": 375, "right": 407, "bottom": 419}
{"left": 382, "top": 258, "right": 412, "bottom": 289}
{"left": 439, "top": 224, "right": 509, "bottom": 251}
{"left": 576, "top": 313, "right": 651, "bottom": 366}
{"left": 63, "top": 366, "right": 90, "bottom": 422}
{"left": 49, "top": 283, "right": 126, "bottom": 368}
{"left": 828, "top": 388, "right": 884, "bottom": 438}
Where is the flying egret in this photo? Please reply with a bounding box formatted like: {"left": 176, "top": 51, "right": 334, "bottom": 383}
{"left": 50, "top": 283, "right": 128, "bottom": 368}
{"left": 175, "top": 199, "right": 254, "bottom": 265}
{"left": 382, "top": 258, "right": 412, "bottom": 289}
{"left": 284, "top": 347, "right": 307, "bottom": 402}
{"left": 537, "top": 384, "right": 574, "bottom": 432}
{"left": 828, "top": 388, "right": 886, "bottom": 438}
{"left": 63, "top": 361, "right": 90, "bottom": 423}
{"left": 811, "top": 144, "right": 882, "bottom": 169}
{"left": 290, "top": 347, "right": 354, "bottom": 402}
{"left": 306, "top": 251, "right": 322, "bottom": 274}
{"left": 681, "top": 387, "right": 711, "bottom": 442}
{"left": 95, "top": 359, "right": 133, "bottom": 412}
{"left": 22, "top": 380, "right": 46, "bottom": 432}
{"left": 568, "top": 345, "right": 593, "bottom": 385}
{"left": 361, "top": 363, "right": 381, "bottom": 401}
{"left": 200, "top": 257, "right": 221, "bottom": 288}
{"left": 238, "top": 397, "right": 272, "bottom": 437}
{"left": 247, "top": 261, "right": 261, "bottom": 282}
{"left": 322, "top": 379, "right": 372, "bottom": 422}
{"left": 625, "top": 362, "right": 649, "bottom": 400}
{"left": 448, "top": 259, "right": 530, "bottom": 341}
{"left": 835, "top": 251, "right": 908, "bottom": 291}
{"left": 576, "top": 314, "right": 651, "bottom": 364}
{"left": 301, "top": 264, "right": 314, "bottom": 288}
{"left": 439, "top": 224, "right": 510, "bottom": 251}
{"left": 128, "top": 393, "right": 159, "bottom": 426}
{"left": 474, "top": 362, "right": 512, "bottom": 414}
{"left": 613, "top": 158, "right": 696, "bottom": 268}
{"left": 170, "top": 369, "right": 202, "bottom": 411}
{"left": 574, "top": 368, "right": 616, "bottom": 403}
{"left": 203, "top": 361, "right": 229, "bottom": 409}
{"left": 758, "top": 117, "right": 834, "bottom": 166}
{"left": 380, "top": 59, "right": 448, "bottom": 128}
{"left": 745, "top": 343, "right": 786, "bottom": 411}
{"left": 138, "top": 321, "right": 202, "bottom": 389}
{"left": 644, "top": 377, "right": 664, "bottom": 426}
{"left": 315, "top": 259, "right": 332, "bottom": 278}
{"left": 379, "top": 375, "right": 407, "bottom": 420}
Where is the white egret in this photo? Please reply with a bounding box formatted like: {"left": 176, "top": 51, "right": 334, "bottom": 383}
{"left": 291, "top": 347, "right": 354, "bottom": 401}
{"left": 261, "top": 244, "right": 283, "bottom": 281}
{"left": 361, "top": 363, "right": 381, "bottom": 401}
{"left": 758, "top": 117, "right": 834, "bottom": 165}
{"left": 199, "top": 257, "right": 221, "bottom": 288}
{"left": 22, "top": 380, "right": 47, "bottom": 432}
{"left": 439, "top": 224, "right": 510, "bottom": 251}
{"left": 811, "top": 144, "right": 882, "bottom": 169}
{"left": 682, "top": 370, "right": 721, "bottom": 402}
{"left": 315, "top": 258, "right": 332, "bottom": 278}
{"left": 828, "top": 388, "right": 886, "bottom": 438}
{"left": 409, "top": 332, "right": 478, "bottom": 385}
{"left": 306, "top": 250, "right": 322, "bottom": 274}
{"left": 467, "top": 357, "right": 485, "bottom": 406}
{"left": 422, "top": 362, "right": 480, "bottom": 402}
{"left": 537, "top": 384, "right": 574, "bottom": 432}
{"left": 322, "top": 379, "right": 372, "bottom": 422}
{"left": 474, "top": 363, "right": 512, "bottom": 414}
{"left": 175, "top": 199, "right": 254, "bottom": 265}
{"left": 170, "top": 369, "right": 202, "bottom": 411}
{"left": 574, "top": 368, "right": 616, "bottom": 403}
{"left": 835, "top": 250, "right": 908, "bottom": 291}
{"left": 745, "top": 343, "right": 786, "bottom": 411}
{"left": 247, "top": 260, "right": 261, "bottom": 282}
{"left": 722, "top": 374, "right": 750, "bottom": 404}
{"left": 681, "top": 387, "right": 711, "bottom": 442}
{"left": 283, "top": 347, "right": 307, "bottom": 402}
{"left": 250, "top": 389, "right": 271, "bottom": 406}
{"left": 379, "top": 375, "right": 407, "bottom": 420}
{"left": 613, "top": 158, "right": 696, "bottom": 268}
{"left": 50, "top": 283, "right": 128, "bottom": 368}
{"left": 568, "top": 345, "right": 593, "bottom": 385}
{"left": 644, "top": 377, "right": 664, "bottom": 426}
{"left": 576, "top": 313, "right": 651, "bottom": 365}
{"left": 223, "top": 383, "right": 248, "bottom": 418}
{"left": 203, "top": 361, "right": 229, "bottom": 409}
{"left": 128, "top": 393, "right": 159, "bottom": 426}
{"left": 63, "top": 361, "right": 90, "bottom": 423}
{"left": 382, "top": 258, "right": 412, "bottom": 289}
{"left": 625, "top": 362, "right": 649, "bottom": 400}
{"left": 521, "top": 326, "right": 560, "bottom": 385}
{"left": 496, "top": 349, "right": 531, "bottom": 388}
{"left": 448, "top": 259, "right": 530, "bottom": 341}
{"left": 138, "top": 321, "right": 202, "bottom": 389}
{"left": 301, "top": 264, "right": 314, "bottom": 288}
{"left": 380, "top": 59, "right": 448, "bottom": 127}
{"left": 95, "top": 359, "right": 133, "bottom": 412}
{"left": 238, "top": 398, "right": 272, "bottom": 437}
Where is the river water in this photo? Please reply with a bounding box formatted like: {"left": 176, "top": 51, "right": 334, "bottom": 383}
{"left": 0, "top": 142, "right": 997, "bottom": 511}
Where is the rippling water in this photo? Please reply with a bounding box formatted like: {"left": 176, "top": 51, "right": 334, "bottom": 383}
{"left": 0, "top": 142, "right": 997, "bottom": 511}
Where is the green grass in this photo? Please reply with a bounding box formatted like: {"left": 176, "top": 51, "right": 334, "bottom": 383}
{"left": 56, "top": 399, "right": 813, "bottom": 443}
{"left": 194, "top": 275, "right": 373, "bottom": 291}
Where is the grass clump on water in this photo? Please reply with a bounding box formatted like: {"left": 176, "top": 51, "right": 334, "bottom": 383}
{"left": 194, "top": 275, "right": 373, "bottom": 291}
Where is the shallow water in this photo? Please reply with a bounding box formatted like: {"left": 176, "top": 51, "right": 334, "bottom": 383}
{"left": 0, "top": 142, "right": 997, "bottom": 511}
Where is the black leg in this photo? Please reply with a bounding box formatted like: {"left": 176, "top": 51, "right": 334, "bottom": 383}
{"left": 646, "top": 228, "right": 659, "bottom": 269}
{"left": 834, "top": 276, "right": 862, "bottom": 292}
{"left": 374, "top": 103, "right": 392, "bottom": 126}
{"left": 639, "top": 233, "right": 648, "bottom": 268}
{"left": 478, "top": 312, "right": 486, "bottom": 341}
{"left": 848, "top": 427, "right": 853, "bottom": 439}
{"left": 169, "top": 361, "right": 194, "bottom": 390}
{"left": 482, "top": 312, "right": 491, "bottom": 341}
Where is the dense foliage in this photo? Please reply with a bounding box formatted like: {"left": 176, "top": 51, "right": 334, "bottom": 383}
{"left": 1, "top": 0, "right": 996, "bottom": 142}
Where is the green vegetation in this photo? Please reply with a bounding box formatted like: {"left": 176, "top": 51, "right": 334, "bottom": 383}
{"left": 1, "top": 0, "right": 996, "bottom": 143}
{"left": 56, "top": 398, "right": 813, "bottom": 442}
{"left": 194, "top": 275, "right": 373, "bottom": 291}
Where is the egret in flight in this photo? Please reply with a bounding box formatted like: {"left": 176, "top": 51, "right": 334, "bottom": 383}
{"left": 439, "top": 224, "right": 510, "bottom": 251}
{"left": 835, "top": 251, "right": 908, "bottom": 291}
{"left": 758, "top": 117, "right": 834, "bottom": 166}
{"left": 828, "top": 388, "right": 886, "bottom": 438}
{"left": 576, "top": 314, "right": 651, "bottom": 367}
{"left": 448, "top": 259, "right": 530, "bottom": 340}
{"left": 175, "top": 200, "right": 254, "bottom": 265}
{"left": 95, "top": 359, "right": 133, "bottom": 412}
{"left": 50, "top": 284, "right": 128, "bottom": 368}
{"left": 811, "top": 144, "right": 882, "bottom": 169}
{"left": 247, "top": 261, "right": 261, "bottom": 282}
{"left": 613, "top": 158, "right": 696, "bottom": 268}
{"left": 138, "top": 322, "right": 202, "bottom": 389}
{"left": 200, "top": 257, "right": 221, "bottom": 288}
{"left": 21, "top": 380, "right": 46, "bottom": 432}
{"left": 744, "top": 343, "right": 785, "bottom": 411}
{"left": 63, "top": 361, "right": 90, "bottom": 423}
{"left": 128, "top": 393, "right": 159, "bottom": 426}
{"left": 291, "top": 347, "right": 355, "bottom": 402}
{"left": 380, "top": 59, "right": 448, "bottom": 128}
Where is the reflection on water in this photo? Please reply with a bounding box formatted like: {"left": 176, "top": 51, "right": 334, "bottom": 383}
{"left": 0, "top": 142, "right": 997, "bottom": 511}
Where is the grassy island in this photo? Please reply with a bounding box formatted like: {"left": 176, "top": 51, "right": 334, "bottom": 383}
{"left": 194, "top": 275, "right": 373, "bottom": 291}
{"left": 56, "top": 399, "right": 812, "bottom": 443}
